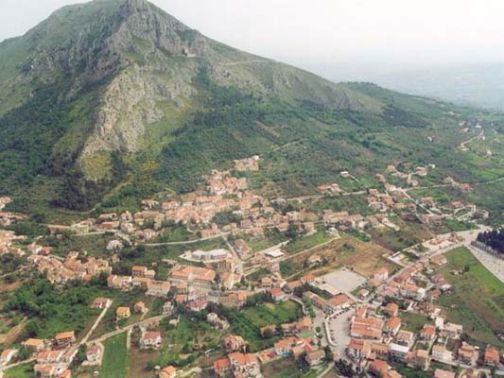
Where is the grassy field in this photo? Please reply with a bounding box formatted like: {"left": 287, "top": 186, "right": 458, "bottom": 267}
{"left": 225, "top": 300, "right": 302, "bottom": 351}
{"left": 400, "top": 312, "right": 431, "bottom": 332}
{"left": 283, "top": 236, "right": 397, "bottom": 279}
{"left": 436, "top": 247, "right": 504, "bottom": 347}
{"left": 261, "top": 357, "right": 327, "bottom": 378}
{"left": 312, "top": 194, "right": 375, "bottom": 216}
{"left": 284, "top": 230, "right": 333, "bottom": 254}
{"left": 4, "top": 363, "right": 35, "bottom": 378}
{"left": 100, "top": 332, "right": 129, "bottom": 378}
{"left": 152, "top": 316, "right": 222, "bottom": 369}
{"left": 40, "top": 233, "right": 116, "bottom": 258}
{"left": 369, "top": 219, "right": 433, "bottom": 252}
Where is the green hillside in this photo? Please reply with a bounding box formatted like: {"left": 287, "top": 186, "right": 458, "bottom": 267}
{"left": 0, "top": 0, "right": 504, "bottom": 223}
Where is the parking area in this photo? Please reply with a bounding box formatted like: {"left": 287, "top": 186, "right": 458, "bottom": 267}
{"left": 320, "top": 268, "right": 366, "bottom": 293}
{"left": 328, "top": 308, "right": 354, "bottom": 357}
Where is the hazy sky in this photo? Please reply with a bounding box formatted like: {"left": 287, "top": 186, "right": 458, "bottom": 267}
{"left": 1, "top": 0, "right": 504, "bottom": 71}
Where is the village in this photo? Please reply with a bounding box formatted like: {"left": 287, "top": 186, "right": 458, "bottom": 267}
{"left": 0, "top": 156, "right": 502, "bottom": 378}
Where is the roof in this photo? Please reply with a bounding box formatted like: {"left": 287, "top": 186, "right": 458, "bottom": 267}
{"left": 421, "top": 324, "right": 436, "bottom": 335}
{"left": 388, "top": 343, "right": 410, "bottom": 354}
{"left": 228, "top": 352, "right": 258, "bottom": 366}
{"left": 55, "top": 331, "right": 75, "bottom": 340}
{"left": 142, "top": 331, "right": 161, "bottom": 341}
{"left": 159, "top": 365, "right": 177, "bottom": 377}
{"left": 484, "top": 345, "right": 500, "bottom": 362}
{"left": 213, "top": 357, "right": 231, "bottom": 370}
{"left": 386, "top": 317, "right": 401, "bottom": 329}
{"left": 375, "top": 267, "right": 389, "bottom": 275}
{"left": 347, "top": 338, "right": 369, "bottom": 351}
{"left": 328, "top": 293, "right": 351, "bottom": 307}
{"left": 396, "top": 330, "right": 414, "bottom": 341}
{"left": 434, "top": 369, "right": 456, "bottom": 378}
{"left": 1, "top": 349, "right": 16, "bottom": 358}
{"left": 385, "top": 302, "right": 399, "bottom": 312}
{"left": 22, "top": 338, "right": 44, "bottom": 347}
{"left": 270, "top": 287, "right": 284, "bottom": 297}
{"left": 116, "top": 306, "right": 130, "bottom": 316}
{"left": 170, "top": 265, "right": 216, "bottom": 282}
{"left": 369, "top": 359, "right": 390, "bottom": 375}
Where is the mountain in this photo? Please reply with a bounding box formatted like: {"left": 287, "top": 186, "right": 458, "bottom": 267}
{"left": 0, "top": 0, "right": 503, "bottom": 218}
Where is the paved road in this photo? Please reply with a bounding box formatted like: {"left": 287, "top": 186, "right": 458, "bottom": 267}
{"left": 0, "top": 358, "right": 36, "bottom": 377}
{"left": 81, "top": 301, "right": 112, "bottom": 345}
{"left": 87, "top": 314, "right": 169, "bottom": 345}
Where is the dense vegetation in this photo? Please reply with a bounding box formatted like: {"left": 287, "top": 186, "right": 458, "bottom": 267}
{"left": 4, "top": 276, "right": 106, "bottom": 338}
{"left": 477, "top": 228, "right": 504, "bottom": 253}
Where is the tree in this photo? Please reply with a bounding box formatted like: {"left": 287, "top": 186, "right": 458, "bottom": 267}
{"left": 335, "top": 359, "right": 355, "bottom": 377}
{"left": 286, "top": 222, "right": 299, "bottom": 240}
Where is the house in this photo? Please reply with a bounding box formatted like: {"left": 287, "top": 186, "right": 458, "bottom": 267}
{"left": 146, "top": 280, "right": 171, "bottom": 297}
{"left": 140, "top": 331, "right": 162, "bottom": 349}
{"left": 223, "top": 335, "right": 246, "bottom": 352}
{"left": 35, "top": 350, "right": 65, "bottom": 363}
{"left": 431, "top": 344, "right": 453, "bottom": 362}
{"left": 169, "top": 265, "right": 216, "bottom": 289}
{"left": 458, "top": 342, "right": 478, "bottom": 365}
{"left": 132, "top": 265, "right": 156, "bottom": 279}
{"left": 274, "top": 337, "right": 302, "bottom": 356}
{"left": 484, "top": 345, "right": 500, "bottom": 366}
{"left": 107, "top": 275, "right": 132, "bottom": 290}
{"left": 358, "top": 288, "right": 370, "bottom": 299}
{"left": 305, "top": 349, "right": 326, "bottom": 367}
{"left": 346, "top": 339, "right": 371, "bottom": 361}
{"left": 159, "top": 365, "right": 177, "bottom": 378}
{"left": 134, "top": 301, "right": 148, "bottom": 314}
{"left": 228, "top": 352, "right": 261, "bottom": 377}
{"left": 383, "top": 302, "right": 399, "bottom": 318}
{"left": 442, "top": 322, "right": 463, "bottom": 339}
{"left": 281, "top": 317, "right": 312, "bottom": 336}
{"left": 59, "top": 369, "right": 72, "bottom": 378}
{"left": 187, "top": 298, "right": 208, "bottom": 312}
{"left": 116, "top": 306, "right": 131, "bottom": 320}
{"left": 0, "top": 349, "right": 17, "bottom": 365}
{"left": 374, "top": 267, "right": 389, "bottom": 281}
{"left": 328, "top": 293, "right": 353, "bottom": 310}
{"left": 384, "top": 317, "right": 401, "bottom": 336}
{"left": 370, "top": 342, "right": 389, "bottom": 360}
{"left": 434, "top": 369, "right": 456, "bottom": 378}
{"left": 395, "top": 330, "right": 415, "bottom": 347}
{"left": 213, "top": 358, "right": 231, "bottom": 377}
{"left": 34, "top": 364, "right": 58, "bottom": 377}
{"left": 91, "top": 297, "right": 111, "bottom": 309}
{"left": 368, "top": 359, "right": 391, "bottom": 377}
{"left": 409, "top": 349, "right": 430, "bottom": 370}
{"left": 388, "top": 343, "right": 410, "bottom": 361}
{"left": 86, "top": 344, "right": 102, "bottom": 363}
{"left": 22, "top": 338, "right": 45, "bottom": 352}
{"left": 419, "top": 324, "right": 436, "bottom": 341}
{"left": 207, "top": 313, "right": 229, "bottom": 330}
{"left": 269, "top": 287, "right": 286, "bottom": 302}
{"left": 54, "top": 331, "right": 76, "bottom": 348}
{"left": 350, "top": 316, "right": 384, "bottom": 340}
